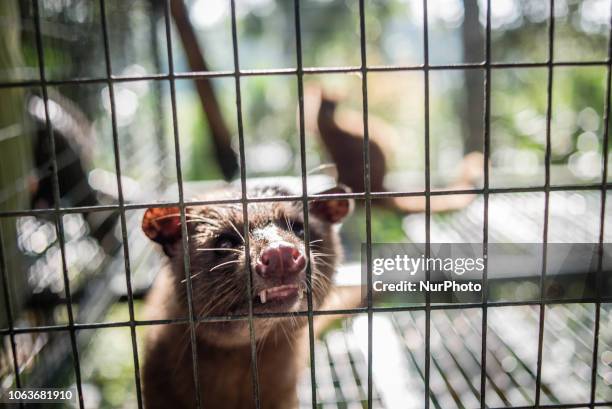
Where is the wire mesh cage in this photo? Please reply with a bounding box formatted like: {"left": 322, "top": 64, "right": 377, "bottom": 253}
{"left": 0, "top": 0, "right": 611, "bottom": 408}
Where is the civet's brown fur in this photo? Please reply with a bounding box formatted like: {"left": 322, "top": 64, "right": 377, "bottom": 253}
{"left": 142, "top": 185, "right": 354, "bottom": 409}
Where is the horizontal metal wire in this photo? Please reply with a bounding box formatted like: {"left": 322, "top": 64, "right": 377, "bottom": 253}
{"left": 1, "top": 183, "right": 610, "bottom": 218}
{"left": 488, "top": 403, "right": 612, "bottom": 409}
{"left": 3, "top": 296, "right": 611, "bottom": 336}
{"left": 0, "top": 60, "right": 610, "bottom": 89}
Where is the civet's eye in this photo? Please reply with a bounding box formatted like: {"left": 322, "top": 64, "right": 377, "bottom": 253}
{"left": 290, "top": 221, "right": 305, "bottom": 238}
{"left": 214, "top": 233, "right": 241, "bottom": 256}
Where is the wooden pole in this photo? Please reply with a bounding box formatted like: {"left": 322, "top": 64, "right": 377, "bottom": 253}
{"left": 170, "top": 0, "right": 238, "bottom": 180}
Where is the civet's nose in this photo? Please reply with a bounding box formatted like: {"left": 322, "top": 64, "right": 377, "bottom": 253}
{"left": 255, "top": 242, "right": 306, "bottom": 278}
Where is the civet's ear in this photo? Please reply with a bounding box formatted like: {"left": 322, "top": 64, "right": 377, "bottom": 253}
{"left": 309, "top": 185, "right": 353, "bottom": 224}
{"left": 142, "top": 207, "right": 182, "bottom": 248}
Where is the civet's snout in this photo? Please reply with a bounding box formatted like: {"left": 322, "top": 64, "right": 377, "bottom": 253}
{"left": 255, "top": 242, "right": 306, "bottom": 279}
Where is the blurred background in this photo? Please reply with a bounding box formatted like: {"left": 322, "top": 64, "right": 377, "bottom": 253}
{"left": 0, "top": 0, "right": 611, "bottom": 408}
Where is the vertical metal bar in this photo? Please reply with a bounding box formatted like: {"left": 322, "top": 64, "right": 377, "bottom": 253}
{"left": 422, "top": 0, "right": 432, "bottom": 407}
{"left": 228, "top": 1, "right": 261, "bottom": 407}
{"left": 149, "top": 1, "right": 169, "bottom": 193}
{"left": 98, "top": 1, "right": 143, "bottom": 407}
{"left": 0, "top": 226, "right": 24, "bottom": 408}
{"left": 590, "top": 301, "right": 602, "bottom": 407}
{"left": 534, "top": 0, "right": 555, "bottom": 405}
{"left": 356, "top": 1, "right": 374, "bottom": 407}
{"left": 589, "top": 3, "right": 612, "bottom": 406}
{"left": 162, "top": 1, "right": 202, "bottom": 407}
{"left": 31, "top": 1, "right": 84, "bottom": 407}
{"left": 292, "top": 1, "right": 318, "bottom": 408}
{"left": 479, "top": 0, "right": 492, "bottom": 407}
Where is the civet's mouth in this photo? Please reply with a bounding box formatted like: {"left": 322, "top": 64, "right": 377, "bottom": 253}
{"left": 254, "top": 284, "right": 303, "bottom": 310}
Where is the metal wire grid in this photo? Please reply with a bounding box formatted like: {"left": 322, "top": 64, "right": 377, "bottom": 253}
{"left": 0, "top": 1, "right": 610, "bottom": 409}
{"left": 299, "top": 304, "right": 608, "bottom": 409}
